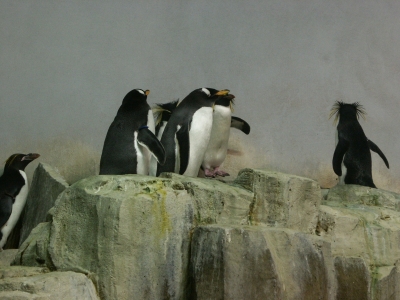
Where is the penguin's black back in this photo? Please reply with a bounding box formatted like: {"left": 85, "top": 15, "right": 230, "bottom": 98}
{"left": 333, "top": 102, "right": 375, "bottom": 187}
{"left": 100, "top": 90, "right": 151, "bottom": 175}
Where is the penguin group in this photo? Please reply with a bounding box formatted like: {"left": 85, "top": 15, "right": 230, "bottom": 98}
{"left": 98, "top": 87, "right": 390, "bottom": 189}
{"left": 99, "top": 87, "right": 251, "bottom": 178}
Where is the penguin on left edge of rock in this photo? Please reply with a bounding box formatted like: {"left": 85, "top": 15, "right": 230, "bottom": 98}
{"left": 0, "top": 153, "right": 40, "bottom": 249}
{"left": 100, "top": 89, "right": 166, "bottom": 175}
{"left": 201, "top": 93, "right": 250, "bottom": 177}
{"left": 329, "top": 101, "right": 389, "bottom": 188}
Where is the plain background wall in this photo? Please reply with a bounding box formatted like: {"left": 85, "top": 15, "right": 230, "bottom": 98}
{"left": 0, "top": 0, "right": 399, "bottom": 190}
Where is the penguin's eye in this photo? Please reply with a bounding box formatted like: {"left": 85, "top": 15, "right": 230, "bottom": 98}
{"left": 201, "top": 88, "right": 211, "bottom": 97}
{"left": 137, "top": 89, "right": 145, "bottom": 95}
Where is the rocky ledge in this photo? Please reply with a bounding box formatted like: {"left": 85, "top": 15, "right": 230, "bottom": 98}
{"left": 1, "top": 163, "right": 400, "bottom": 299}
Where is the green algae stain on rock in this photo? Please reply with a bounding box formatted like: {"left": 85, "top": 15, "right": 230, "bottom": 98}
{"left": 151, "top": 189, "right": 172, "bottom": 238}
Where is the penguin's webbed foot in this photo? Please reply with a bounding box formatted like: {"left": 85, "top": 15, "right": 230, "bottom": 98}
{"left": 214, "top": 167, "right": 230, "bottom": 177}
{"left": 204, "top": 169, "right": 216, "bottom": 178}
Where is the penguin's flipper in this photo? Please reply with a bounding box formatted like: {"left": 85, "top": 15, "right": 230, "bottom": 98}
{"left": 137, "top": 128, "right": 166, "bottom": 165}
{"left": 176, "top": 123, "right": 190, "bottom": 174}
{"left": 332, "top": 138, "right": 349, "bottom": 176}
{"left": 368, "top": 139, "right": 390, "bottom": 169}
{"left": 231, "top": 116, "right": 251, "bottom": 135}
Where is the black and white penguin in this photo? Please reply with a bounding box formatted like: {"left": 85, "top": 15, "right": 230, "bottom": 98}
{"left": 0, "top": 153, "right": 40, "bottom": 249}
{"left": 156, "top": 88, "right": 230, "bottom": 177}
{"left": 153, "top": 99, "right": 180, "bottom": 139}
{"left": 100, "top": 89, "right": 166, "bottom": 175}
{"left": 330, "top": 101, "right": 389, "bottom": 188}
{"left": 201, "top": 94, "right": 250, "bottom": 177}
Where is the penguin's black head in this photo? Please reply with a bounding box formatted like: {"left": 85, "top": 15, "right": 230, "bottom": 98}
{"left": 122, "top": 89, "right": 150, "bottom": 105}
{"left": 4, "top": 153, "right": 40, "bottom": 171}
{"left": 153, "top": 99, "right": 180, "bottom": 126}
{"left": 329, "top": 101, "right": 366, "bottom": 124}
{"left": 215, "top": 93, "right": 235, "bottom": 111}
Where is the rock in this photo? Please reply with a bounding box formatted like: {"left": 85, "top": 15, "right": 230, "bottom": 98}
{"left": 372, "top": 265, "right": 400, "bottom": 300}
{"left": 334, "top": 257, "right": 370, "bottom": 300}
{"left": 160, "top": 173, "right": 253, "bottom": 225}
{"left": 317, "top": 203, "right": 400, "bottom": 268}
{"left": 19, "top": 163, "right": 69, "bottom": 246}
{"left": 47, "top": 175, "right": 193, "bottom": 300}
{"left": 0, "top": 250, "right": 18, "bottom": 267}
{"left": 326, "top": 184, "right": 400, "bottom": 211}
{"left": 188, "top": 225, "right": 334, "bottom": 300}
{"left": 12, "top": 168, "right": 400, "bottom": 299}
{"left": 0, "top": 265, "right": 49, "bottom": 279}
{"left": 13, "top": 223, "right": 53, "bottom": 269}
{"left": 0, "top": 268, "right": 99, "bottom": 300}
{"left": 234, "top": 169, "right": 320, "bottom": 233}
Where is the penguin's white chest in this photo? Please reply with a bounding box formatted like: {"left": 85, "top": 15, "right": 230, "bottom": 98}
{"left": 202, "top": 106, "right": 231, "bottom": 169}
{"left": 0, "top": 171, "right": 29, "bottom": 248}
{"left": 183, "top": 107, "right": 214, "bottom": 176}
{"left": 136, "top": 110, "right": 156, "bottom": 175}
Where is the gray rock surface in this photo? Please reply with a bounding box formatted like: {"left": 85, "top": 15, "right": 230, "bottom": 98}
{"left": 234, "top": 168, "right": 321, "bottom": 233}
{"left": 0, "top": 250, "right": 18, "bottom": 267}
{"left": 9, "top": 168, "right": 400, "bottom": 299}
{"left": 160, "top": 173, "right": 253, "bottom": 225}
{"left": 188, "top": 225, "right": 334, "bottom": 300}
{"left": 19, "top": 163, "right": 69, "bottom": 246}
{"left": 0, "top": 267, "right": 99, "bottom": 300}
{"left": 50, "top": 175, "right": 193, "bottom": 300}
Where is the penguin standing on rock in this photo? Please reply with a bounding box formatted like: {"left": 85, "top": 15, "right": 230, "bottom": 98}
{"left": 156, "top": 88, "right": 230, "bottom": 177}
{"left": 201, "top": 94, "right": 250, "bottom": 177}
{"left": 330, "top": 101, "right": 389, "bottom": 188}
{"left": 0, "top": 153, "right": 40, "bottom": 249}
{"left": 153, "top": 99, "right": 180, "bottom": 139}
{"left": 100, "top": 89, "right": 166, "bottom": 175}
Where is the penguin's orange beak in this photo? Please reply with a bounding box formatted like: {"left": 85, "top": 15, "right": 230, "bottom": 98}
{"left": 145, "top": 90, "right": 150, "bottom": 96}
{"left": 214, "top": 89, "right": 230, "bottom": 96}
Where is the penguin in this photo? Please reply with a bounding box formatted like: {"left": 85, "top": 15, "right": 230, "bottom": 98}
{"left": 156, "top": 88, "right": 230, "bottom": 177}
{"left": 201, "top": 94, "right": 250, "bottom": 177}
{"left": 329, "top": 101, "right": 389, "bottom": 188}
{"left": 100, "top": 89, "right": 166, "bottom": 175}
{"left": 153, "top": 99, "right": 180, "bottom": 139}
{"left": 0, "top": 153, "right": 40, "bottom": 249}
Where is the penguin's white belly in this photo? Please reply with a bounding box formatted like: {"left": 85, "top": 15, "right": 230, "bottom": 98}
{"left": 0, "top": 171, "right": 29, "bottom": 248}
{"left": 157, "top": 121, "right": 167, "bottom": 140}
{"left": 202, "top": 106, "right": 231, "bottom": 169}
{"left": 137, "top": 110, "right": 156, "bottom": 175}
{"left": 149, "top": 110, "right": 162, "bottom": 177}
{"left": 183, "top": 107, "right": 214, "bottom": 177}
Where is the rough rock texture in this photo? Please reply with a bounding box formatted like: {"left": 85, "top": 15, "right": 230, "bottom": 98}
{"left": 0, "top": 250, "right": 18, "bottom": 267}
{"left": 10, "top": 168, "right": 400, "bottom": 299}
{"left": 326, "top": 184, "right": 400, "bottom": 211}
{"left": 0, "top": 267, "right": 99, "bottom": 299}
{"left": 19, "top": 163, "right": 69, "bottom": 246}
{"left": 188, "top": 225, "right": 335, "bottom": 300}
{"left": 160, "top": 173, "right": 253, "bottom": 225}
{"left": 234, "top": 168, "right": 321, "bottom": 233}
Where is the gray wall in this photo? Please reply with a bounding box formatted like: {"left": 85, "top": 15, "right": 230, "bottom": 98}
{"left": 1, "top": 0, "right": 399, "bottom": 190}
